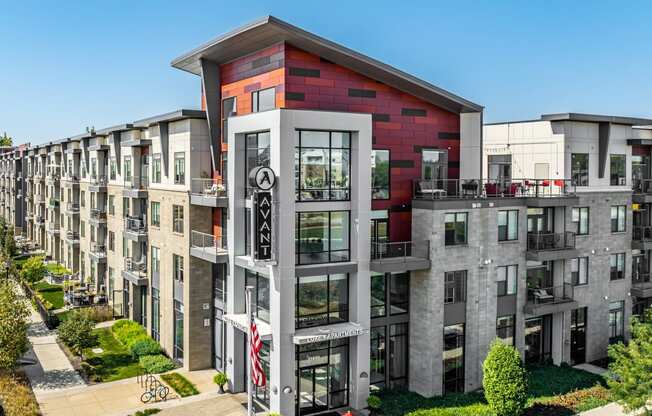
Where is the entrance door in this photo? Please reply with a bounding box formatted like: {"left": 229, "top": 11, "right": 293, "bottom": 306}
{"left": 370, "top": 216, "right": 388, "bottom": 258}
{"left": 571, "top": 308, "right": 587, "bottom": 365}
{"left": 525, "top": 315, "right": 552, "bottom": 364}
{"left": 298, "top": 366, "right": 329, "bottom": 415}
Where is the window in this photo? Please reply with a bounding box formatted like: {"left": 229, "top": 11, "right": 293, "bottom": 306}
{"left": 80, "top": 191, "right": 85, "bottom": 207}
{"left": 151, "top": 288, "right": 160, "bottom": 342}
{"left": 370, "top": 272, "right": 409, "bottom": 318}
{"left": 173, "top": 205, "right": 183, "bottom": 234}
{"left": 370, "top": 273, "right": 386, "bottom": 318}
{"left": 251, "top": 87, "right": 276, "bottom": 112}
{"left": 443, "top": 324, "right": 465, "bottom": 393}
{"left": 296, "top": 273, "right": 348, "bottom": 328}
{"left": 80, "top": 221, "right": 85, "bottom": 238}
{"left": 108, "top": 267, "right": 114, "bottom": 300}
{"left": 498, "top": 210, "right": 518, "bottom": 241}
{"left": 151, "top": 202, "right": 160, "bottom": 227}
{"left": 422, "top": 149, "right": 448, "bottom": 182}
{"left": 173, "top": 300, "right": 184, "bottom": 362}
{"left": 610, "top": 154, "right": 626, "bottom": 185}
{"left": 571, "top": 257, "right": 589, "bottom": 285}
{"left": 610, "top": 253, "right": 625, "bottom": 280}
{"left": 296, "top": 211, "right": 350, "bottom": 265}
{"left": 370, "top": 327, "right": 386, "bottom": 387}
{"left": 572, "top": 207, "right": 589, "bottom": 235}
{"left": 174, "top": 152, "right": 185, "bottom": 185}
{"left": 497, "top": 265, "right": 517, "bottom": 296}
{"left": 108, "top": 231, "right": 114, "bottom": 251}
{"left": 222, "top": 97, "right": 236, "bottom": 144}
{"left": 295, "top": 130, "right": 351, "bottom": 201}
{"left": 108, "top": 195, "right": 115, "bottom": 215}
{"left": 152, "top": 154, "right": 161, "bottom": 183}
{"left": 444, "top": 270, "right": 467, "bottom": 304}
{"left": 371, "top": 149, "right": 390, "bottom": 199}
{"left": 445, "top": 213, "right": 468, "bottom": 246}
{"left": 609, "top": 301, "right": 625, "bottom": 344}
{"left": 496, "top": 315, "right": 515, "bottom": 345}
{"left": 123, "top": 197, "right": 130, "bottom": 218}
{"left": 611, "top": 205, "right": 626, "bottom": 232}
{"left": 123, "top": 156, "right": 132, "bottom": 182}
{"left": 488, "top": 155, "right": 512, "bottom": 183}
{"left": 246, "top": 270, "right": 270, "bottom": 322}
{"left": 109, "top": 158, "right": 116, "bottom": 180}
{"left": 151, "top": 246, "right": 160, "bottom": 275}
{"left": 173, "top": 254, "right": 184, "bottom": 283}
{"left": 571, "top": 153, "right": 589, "bottom": 186}
{"left": 245, "top": 132, "right": 270, "bottom": 196}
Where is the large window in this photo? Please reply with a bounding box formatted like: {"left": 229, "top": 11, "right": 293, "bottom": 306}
{"left": 572, "top": 207, "right": 589, "bottom": 235}
{"left": 370, "top": 272, "right": 409, "bottom": 318}
{"left": 609, "top": 300, "right": 624, "bottom": 344}
{"left": 110, "top": 158, "right": 116, "bottom": 180}
{"left": 173, "top": 254, "right": 184, "bottom": 283}
{"left": 246, "top": 270, "right": 270, "bottom": 323}
{"left": 610, "top": 154, "right": 626, "bottom": 185}
{"left": 296, "top": 273, "right": 348, "bottom": 328}
{"left": 488, "top": 154, "right": 512, "bottom": 183}
{"left": 221, "top": 97, "right": 236, "bottom": 144}
{"left": 151, "top": 246, "right": 160, "bottom": 275}
{"left": 296, "top": 211, "right": 350, "bottom": 265}
{"left": 150, "top": 201, "right": 160, "bottom": 227}
{"left": 610, "top": 253, "right": 625, "bottom": 280}
{"left": 571, "top": 257, "right": 589, "bottom": 285}
{"left": 496, "top": 315, "right": 515, "bottom": 345}
{"left": 245, "top": 132, "right": 270, "bottom": 196}
{"left": 174, "top": 152, "right": 185, "bottom": 185}
{"left": 371, "top": 149, "right": 390, "bottom": 199}
{"left": 571, "top": 153, "right": 589, "bottom": 186}
{"left": 498, "top": 210, "right": 518, "bottom": 241}
{"left": 173, "top": 300, "right": 184, "bottom": 362}
{"left": 152, "top": 154, "right": 161, "bottom": 184}
{"left": 296, "top": 339, "right": 349, "bottom": 411}
{"left": 295, "top": 130, "right": 350, "bottom": 201}
{"left": 443, "top": 324, "right": 465, "bottom": 394}
{"left": 497, "top": 265, "right": 517, "bottom": 296}
{"left": 151, "top": 288, "right": 160, "bottom": 342}
{"left": 252, "top": 87, "right": 276, "bottom": 113}
{"left": 445, "top": 213, "right": 468, "bottom": 246}
{"left": 611, "top": 205, "right": 626, "bottom": 232}
{"left": 444, "top": 270, "right": 466, "bottom": 304}
{"left": 173, "top": 205, "right": 184, "bottom": 234}
{"left": 123, "top": 156, "right": 132, "bottom": 182}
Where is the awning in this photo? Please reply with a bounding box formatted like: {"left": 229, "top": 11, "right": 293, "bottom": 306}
{"left": 293, "top": 322, "right": 368, "bottom": 345}
{"left": 223, "top": 314, "right": 273, "bottom": 340}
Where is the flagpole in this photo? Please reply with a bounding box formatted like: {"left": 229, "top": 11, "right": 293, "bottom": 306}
{"left": 245, "top": 285, "right": 254, "bottom": 416}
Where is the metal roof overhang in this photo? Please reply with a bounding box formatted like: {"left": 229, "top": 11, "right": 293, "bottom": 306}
{"left": 171, "top": 16, "right": 483, "bottom": 114}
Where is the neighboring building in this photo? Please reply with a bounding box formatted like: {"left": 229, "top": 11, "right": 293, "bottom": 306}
{"left": 4, "top": 15, "right": 651, "bottom": 416}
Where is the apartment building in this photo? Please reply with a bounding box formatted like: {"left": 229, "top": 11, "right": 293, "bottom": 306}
{"left": 4, "top": 15, "right": 651, "bottom": 416}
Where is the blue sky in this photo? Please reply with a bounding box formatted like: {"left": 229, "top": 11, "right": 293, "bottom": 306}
{"left": 2, "top": 1, "right": 652, "bottom": 145}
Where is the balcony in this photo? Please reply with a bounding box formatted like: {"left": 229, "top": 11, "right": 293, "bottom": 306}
{"left": 123, "top": 175, "right": 148, "bottom": 198}
{"left": 89, "top": 208, "right": 107, "bottom": 225}
{"left": 89, "top": 243, "right": 107, "bottom": 262}
{"left": 190, "top": 230, "right": 227, "bottom": 263}
{"left": 63, "top": 173, "right": 80, "bottom": 186}
{"left": 413, "top": 178, "right": 578, "bottom": 208}
{"left": 35, "top": 215, "right": 45, "bottom": 225}
{"left": 122, "top": 257, "right": 148, "bottom": 286}
{"left": 36, "top": 195, "right": 45, "bottom": 205}
{"left": 89, "top": 175, "right": 108, "bottom": 192}
{"left": 524, "top": 283, "right": 578, "bottom": 315}
{"left": 64, "top": 202, "right": 80, "bottom": 215}
{"left": 46, "top": 173, "right": 61, "bottom": 185}
{"left": 190, "top": 178, "right": 227, "bottom": 207}
{"left": 526, "top": 231, "right": 578, "bottom": 261}
{"left": 64, "top": 231, "right": 80, "bottom": 245}
{"left": 46, "top": 223, "right": 60, "bottom": 235}
{"left": 124, "top": 217, "right": 147, "bottom": 241}
{"left": 48, "top": 198, "right": 60, "bottom": 209}
{"left": 632, "top": 179, "right": 652, "bottom": 203}
{"left": 632, "top": 271, "right": 652, "bottom": 298}
{"left": 370, "top": 240, "right": 431, "bottom": 272}
{"left": 633, "top": 226, "right": 652, "bottom": 251}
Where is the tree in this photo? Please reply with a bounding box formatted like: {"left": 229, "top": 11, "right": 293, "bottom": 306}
{"left": 0, "top": 281, "right": 29, "bottom": 370}
{"left": 20, "top": 256, "right": 47, "bottom": 285}
{"left": 609, "top": 309, "right": 652, "bottom": 414}
{"left": 483, "top": 340, "right": 528, "bottom": 416}
{"left": 4, "top": 227, "right": 16, "bottom": 258}
{"left": 57, "top": 311, "right": 97, "bottom": 358}
{"left": 0, "top": 132, "right": 11, "bottom": 147}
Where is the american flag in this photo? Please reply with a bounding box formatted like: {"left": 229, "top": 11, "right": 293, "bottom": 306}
{"left": 250, "top": 320, "right": 266, "bottom": 387}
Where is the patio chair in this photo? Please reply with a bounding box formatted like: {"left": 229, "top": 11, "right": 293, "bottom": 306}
{"left": 533, "top": 288, "right": 554, "bottom": 303}
{"left": 418, "top": 181, "right": 447, "bottom": 198}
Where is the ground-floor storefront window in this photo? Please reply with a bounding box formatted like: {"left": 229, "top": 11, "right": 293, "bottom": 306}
{"left": 443, "top": 324, "right": 465, "bottom": 393}
{"left": 296, "top": 339, "right": 349, "bottom": 415}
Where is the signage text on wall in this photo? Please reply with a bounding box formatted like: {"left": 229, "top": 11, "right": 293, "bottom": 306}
{"left": 249, "top": 166, "right": 276, "bottom": 262}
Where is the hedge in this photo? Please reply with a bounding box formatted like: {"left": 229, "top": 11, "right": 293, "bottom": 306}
{"left": 139, "top": 354, "right": 175, "bottom": 374}
{"left": 130, "top": 338, "right": 162, "bottom": 358}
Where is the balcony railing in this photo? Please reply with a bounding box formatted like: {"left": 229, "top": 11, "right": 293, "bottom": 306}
{"left": 65, "top": 231, "right": 79, "bottom": 241}
{"left": 633, "top": 226, "right": 652, "bottom": 242}
{"left": 90, "top": 209, "right": 107, "bottom": 221}
{"left": 125, "top": 217, "right": 147, "bottom": 234}
{"left": 66, "top": 202, "right": 80, "bottom": 213}
{"left": 90, "top": 174, "right": 108, "bottom": 187}
{"left": 527, "top": 283, "right": 574, "bottom": 305}
{"left": 191, "top": 178, "right": 227, "bottom": 197}
{"left": 191, "top": 230, "right": 226, "bottom": 253}
{"left": 371, "top": 240, "right": 430, "bottom": 262}
{"left": 633, "top": 271, "right": 651, "bottom": 285}
{"left": 124, "top": 175, "right": 148, "bottom": 190}
{"left": 90, "top": 243, "right": 107, "bottom": 257}
{"left": 48, "top": 198, "right": 60, "bottom": 208}
{"left": 527, "top": 231, "right": 576, "bottom": 251}
{"left": 124, "top": 257, "right": 147, "bottom": 275}
{"left": 413, "top": 178, "right": 575, "bottom": 200}
{"left": 633, "top": 179, "right": 652, "bottom": 194}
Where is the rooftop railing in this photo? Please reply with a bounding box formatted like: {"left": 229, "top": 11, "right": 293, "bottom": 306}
{"left": 190, "top": 230, "right": 226, "bottom": 253}
{"left": 527, "top": 283, "right": 574, "bottom": 305}
{"left": 527, "top": 231, "right": 576, "bottom": 251}
{"left": 370, "top": 240, "right": 430, "bottom": 263}
{"left": 413, "top": 178, "right": 575, "bottom": 200}
{"left": 191, "top": 178, "right": 227, "bottom": 197}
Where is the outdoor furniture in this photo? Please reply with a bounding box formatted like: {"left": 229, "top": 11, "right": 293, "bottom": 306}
{"left": 533, "top": 288, "right": 554, "bottom": 303}
{"left": 461, "top": 180, "right": 478, "bottom": 196}
{"left": 418, "top": 181, "right": 447, "bottom": 198}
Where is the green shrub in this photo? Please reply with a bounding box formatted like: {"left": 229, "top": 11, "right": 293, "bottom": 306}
{"left": 0, "top": 371, "right": 40, "bottom": 416}
{"left": 112, "top": 319, "right": 148, "bottom": 346}
{"left": 213, "top": 371, "right": 229, "bottom": 387}
{"left": 139, "top": 354, "right": 175, "bottom": 374}
{"left": 161, "top": 372, "right": 199, "bottom": 397}
{"left": 482, "top": 340, "right": 528, "bottom": 416}
{"left": 129, "top": 338, "right": 161, "bottom": 358}
{"left": 57, "top": 311, "right": 98, "bottom": 356}
{"left": 133, "top": 409, "right": 161, "bottom": 416}
{"left": 76, "top": 305, "right": 114, "bottom": 323}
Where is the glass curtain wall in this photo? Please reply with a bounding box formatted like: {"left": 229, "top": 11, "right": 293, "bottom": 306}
{"left": 295, "top": 130, "right": 350, "bottom": 201}
{"left": 295, "top": 211, "right": 350, "bottom": 264}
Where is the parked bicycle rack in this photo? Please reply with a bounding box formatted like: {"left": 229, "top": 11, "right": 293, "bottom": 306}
{"left": 137, "top": 370, "right": 170, "bottom": 403}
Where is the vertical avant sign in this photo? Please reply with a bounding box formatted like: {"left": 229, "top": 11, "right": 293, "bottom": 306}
{"left": 249, "top": 166, "right": 276, "bottom": 262}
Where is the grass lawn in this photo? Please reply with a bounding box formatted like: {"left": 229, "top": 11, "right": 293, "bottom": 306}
{"left": 82, "top": 328, "right": 141, "bottom": 383}
{"left": 46, "top": 262, "right": 71, "bottom": 276}
{"left": 377, "top": 365, "right": 609, "bottom": 416}
{"left": 160, "top": 373, "right": 199, "bottom": 397}
{"left": 33, "top": 281, "right": 64, "bottom": 309}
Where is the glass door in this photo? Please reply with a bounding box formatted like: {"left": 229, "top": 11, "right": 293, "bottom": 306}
{"left": 571, "top": 308, "right": 587, "bottom": 365}
{"left": 370, "top": 217, "right": 388, "bottom": 258}
{"left": 298, "top": 366, "right": 329, "bottom": 415}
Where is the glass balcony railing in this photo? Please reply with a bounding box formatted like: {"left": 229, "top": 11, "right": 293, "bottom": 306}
{"left": 371, "top": 240, "right": 430, "bottom": 262}
{"left": 190, "top": 230, "right": 226, "bottom": 254}
{"left": 413, "top": 178, "right": 575, "bottom": 200}
{"left": 191, "top": 178, "right": 227, "bottom": 197}
{"left": 527, "top": 232, "right": 576, "bottom": 252}
{"left": 124, "top": 175, "right": 148, "bottom": 190}
{"left": 633, "top": 226, "right": 652, "bottom": 242}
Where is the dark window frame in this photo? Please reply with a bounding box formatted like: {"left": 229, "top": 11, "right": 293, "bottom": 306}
{"left": 251, "top": 87, "right": 276, "bottom": 113}
{"left": 571, "top": 153, "right": 589, "bottom": 186}
{"left": 295, "top": 210, "right": 350, "bottom": 265}
{"left": 611, "top": 205, "right": 626, "bottom": 233}
{"left": 444, "top": 270, "right": 467, "bottom": 304}
{"left": 497, "top": 265, "right": 517, "bottom": 296}
{"left": 571, "top": 257, "right": 589, "bottom": 286}
{"left": 295, "top": 273, "right": 349, "bottom": 329}
{"left": 610, "top": 252, "right": 625, "bottom": 280}
{"left": 445, "top": 212, "right": 468, "bottom": 246}
{"left": 496, "top": 315, "right": 515, "bottom": 346}
{"left": 572, "top": 207, "right": 590, "bottom": 235}
{"left": 498, "top": 209, "right": 519, "bottom": 242}
{"left": 371, "top": 149, "right": 390, "bottom": 200}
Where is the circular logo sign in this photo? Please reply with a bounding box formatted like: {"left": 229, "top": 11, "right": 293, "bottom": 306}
{"left": 249, "top": 166, "right": 276, "bottom": 191}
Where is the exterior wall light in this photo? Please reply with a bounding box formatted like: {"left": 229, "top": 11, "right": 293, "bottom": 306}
{"left": 283, "top": 386, "right": 293, "bottom": 394}
{"left": 360, "top": 372, "right": 368, "bottom": 378}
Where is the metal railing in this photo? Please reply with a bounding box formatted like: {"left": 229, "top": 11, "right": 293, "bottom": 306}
{"left": 90, "top": 174, "right": 108, "bottom": 187}
{"left": 413, "top": 178, "right": 576, "bottom": 199}
{"left": 90, "top": 208, "right": 107, "bottom": 220}
{"left": 66, "top": 231, "right": 79, "bottom": 241}
{"left": 91, "top": 243, "right": 106, "bottom": 256}
{"left": 633, "top": 226, "right": 652, "bottom": 242}
{"left": 527, "top": 283, "right": 574, "bottom": 305}
{"left": 35, "top": 194, "right": 45, "bottom": 203}
{"left": 527, "top": 231, "right": 576, "bottom": 251}
{"left": 125, "top": 217, "right": 147, "bottom": 234}
{"left": 633, "top": 271, "right": 651, "bottom": 285}
{"left": 66, "top": 202, "right": 80, "bottom": 212}
{"left": 124, "top": 257, "right": 147, "bottom": 275}
{"left": 124, "top": 174, "right": 149, "bottom": 190}
{"left": 190, "top": 230, "right": 226, "bottom": 253}
{"left": 633, "top": 179, "right": 652, "bottom": 194}
{"left": 48, "top": 198, "right": 60, "bottom": 208}
{"left": 191, "top": 178, "right": 227, "bottom": 197}
{"left": 370, "top": 240, "right": 430, "bottom": 262}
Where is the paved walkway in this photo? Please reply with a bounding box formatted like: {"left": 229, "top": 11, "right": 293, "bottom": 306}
{"left": 20, "top": 289, "right": 85, "bottom": 398}
{"left": 574, "top": 363, "right": 609, "bottom": 376}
